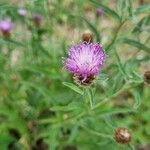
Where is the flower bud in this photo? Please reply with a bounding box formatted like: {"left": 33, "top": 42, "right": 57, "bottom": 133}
{"left": 33, "top": 15, "right": 42, "bottom": 28}
{"left": 144, "top": 70, "right": 150, "bottom": 84}
{"left": 96, "top": 8, "right": 104, "bottom": 17}
{"left": 114, "top": 127, "right": 131, "bottom": 144}
{"left": 82, "top": 30, "right": 93, "bottom": 43}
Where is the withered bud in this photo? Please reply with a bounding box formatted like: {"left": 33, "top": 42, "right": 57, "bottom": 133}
{"left": 82, "top": 30, "right": 93, "bottom": 43}
{"left": 144, "top": 71, "right": 150, "bottom": 84}
{"left": 114, "top": 127, "right": 131, "bottom": 144}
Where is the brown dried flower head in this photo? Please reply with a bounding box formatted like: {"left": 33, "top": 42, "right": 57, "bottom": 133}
{"left": 82, "top": 30, "right": 93, "bottom": 43}
{"left": 114, "top": 127, "right": 131, "bottom": 144}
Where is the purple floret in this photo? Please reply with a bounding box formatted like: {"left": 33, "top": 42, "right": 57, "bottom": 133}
{"left": 65, "top": 42, "right": 106, "bottom": 81}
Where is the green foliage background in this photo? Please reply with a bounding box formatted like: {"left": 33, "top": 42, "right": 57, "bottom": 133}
{"left": 0, "top": 0, "right": 150, "bottom": 150}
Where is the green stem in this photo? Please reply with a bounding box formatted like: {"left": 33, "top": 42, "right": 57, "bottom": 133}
{"left": 87, "top": 88, "right": 94, "bottom": 109}
{"left": 106, "top": 20, "right": 126, "bottom": 52}
{"left": 83, "top": 88, "right": 94, "bottom": 109}
{"left": 92, "top": 81, "right": 142, "bottom": 110}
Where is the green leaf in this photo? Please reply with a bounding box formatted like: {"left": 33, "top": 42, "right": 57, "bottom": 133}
{"left": 131, "top": 84, "right": 144, "bottom": 109}
{"left": 98, "top": 108, "right": 136, "bottom": 116}
{"left": 51, "top": 105, "right": 78, "bottom": 112}
{"left": 90, "top": 0, "right": 121, "bottom": 21}
{"left": 132, "top": 15, "right": 150, "bottom": 34}
{"left": 114, "top": 50, "right": 128, "bottom": 80}
{"left": 134, "top": 4, "right": 150, "bottom": 14}
{"left": 117, "top": 0, "right": 132, "bottom": 19}
{"left": 68, "top": 125, "right": 79, "bottom": 143}
{"left": 122, "top": 38, "right": 150, "bottom": 53}
{"left": 62, "top": 82, "right": 84, "bottom": 95}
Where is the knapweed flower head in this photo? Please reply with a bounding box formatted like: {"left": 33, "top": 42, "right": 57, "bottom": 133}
{"left": 18, "top": 8, "right": 27, "bottom": 16}
{"left": 0, "top": 19, "right": 13, "bottom": 37}
{"left": 64, "top": 42, "right": 106, "bottom": 86}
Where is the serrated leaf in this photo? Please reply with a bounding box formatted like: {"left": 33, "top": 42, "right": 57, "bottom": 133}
{"left": 62, "top": 82, "right": 84, "bottom": 95}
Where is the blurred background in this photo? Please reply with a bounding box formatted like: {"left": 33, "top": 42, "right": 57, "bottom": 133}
{"left": 0, "top": 0, "right": 150, "bottom": 150}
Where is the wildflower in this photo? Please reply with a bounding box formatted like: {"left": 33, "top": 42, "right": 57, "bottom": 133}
{"left": 96, "top": 8, "right": 104, "bottom": 17}
{"left": 64, "top": 43, "right": 106, "bottom": 86}
{"left": 33, "top": 15, "right": 42, "bottom": 28}
{"left": 18, "top": 8, "right": 27, "bottom": 17}
{"left": 144, "top": 70, "right": 150, "bottom": 84}
{"left": 114, "top": 127, "right": 131, "bottom": 144}
{"left": 0, "top": 19, "right": 13, "bottom": 37}
{"left": 82, "top": 30, "right": 93, "bottom": 43}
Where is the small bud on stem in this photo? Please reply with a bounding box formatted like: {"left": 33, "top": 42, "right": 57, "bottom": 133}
{"left": 82, "top": 30, "right": 93, "bottom": 43}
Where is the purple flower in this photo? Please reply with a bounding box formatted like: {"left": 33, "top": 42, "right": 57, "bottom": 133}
{"left": 64, "top": 43, "right": 106, "bottom": 86}
{"left": 18, "top": 8, "right": 27, "bottom": 16}
{"left": 0, "top": 19, "right": 13, "bottom": 37}
{"left": 96, "top": 8, "right": 104, "bottom": 17}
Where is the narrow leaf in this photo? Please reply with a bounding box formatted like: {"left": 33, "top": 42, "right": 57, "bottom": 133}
{"left": 134, "top": 4, "right": 150, "bottom": 14}
{"left": 63, "top": 82, "right": 84, "bottom": 95}
{"left": 122, "top": 38, "right": 150, "bottom": 53}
